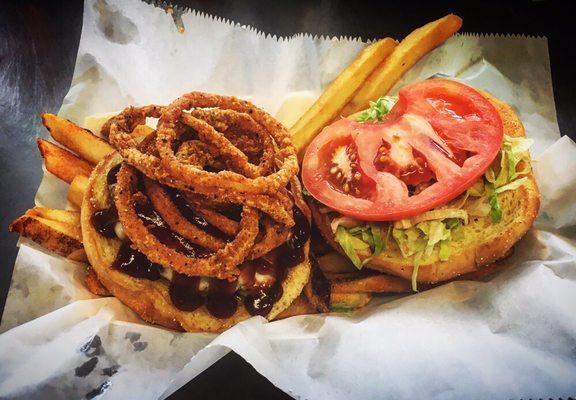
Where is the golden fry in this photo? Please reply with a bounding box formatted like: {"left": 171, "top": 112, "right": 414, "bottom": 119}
{"left": 317, "top": 252, "right": 357, "bottom": 274}
{"left": 340, "top": 14, "right": 462, "bottom": 116}
{"left": 42, "top": 113, "right": 114, "bottom": 164}
{"left": 37, "top": 139, "right": 93, "bottom": 184}
{"left": 291, "top": 38, "right": 398, "bottom": 159}
{"left": 276, "top": 295, "right": 317, "bottom": 319}
{"left": 331, "top": 273, "right": 411, "bottom": 294}
{"left": 68, "top": 175, "right": 89, "bottom": 208}
{"left": 9, "top": 208, "right": 84, "bottom": 259}
{"left": 26, "top": 207, "right": 81, "bottom": 226}
{"left": 330, "top": 292, "right": 372, "bottom": 310}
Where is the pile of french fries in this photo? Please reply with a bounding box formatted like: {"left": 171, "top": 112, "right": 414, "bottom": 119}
{"left": 10, "top": 15, "right": 469, "bottom": 310}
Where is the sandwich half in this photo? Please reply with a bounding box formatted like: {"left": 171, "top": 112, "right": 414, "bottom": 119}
{"left": 302, "top": 78, "right": 539, "bottom": 289}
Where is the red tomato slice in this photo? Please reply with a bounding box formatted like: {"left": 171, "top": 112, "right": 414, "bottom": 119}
{"left": 302, "top": 79, "right": 503, "bottom": 221}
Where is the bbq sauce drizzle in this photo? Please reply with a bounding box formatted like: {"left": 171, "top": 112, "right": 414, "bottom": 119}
{"left": 169, "top": 204, "right": 310, "bottom": 318}
{"left": 92, "top": 163, "right": 162, "bottom": 280}
{"left": 244, "top": 206, "right": 310, "bottom": 316}
{"left": 90, "top": 164, "right": 121, "bottom": 238}
{"left": 91, "top": 164, "right": 311, "bottom": 319}
{"left": 133, "top": 196, "right": 213, "bottom": 259}
{"left": 167, "top": 188, "right": 233, "bottom": 241}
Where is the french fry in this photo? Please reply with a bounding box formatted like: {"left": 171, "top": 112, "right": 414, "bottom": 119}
{"left": 276, "top": 295, "right": 317, "bottom": 319}
{"left": 9, "top": 208, "right": 84, "bottom": 260}
{"left": 291, "top": 38, "right": 398, "bottom": 159}
{"left": 317, "top": 252, "right": 357, "bottom": 274}
{"left": 42, "top": 113, "right": 114, "bottom": 164}
{"left": 340, "top": 14, "right": 462, "bottom": 116}
{"left": 85, "top": 266, "right": 111, "bottom": 296}
{"left": 26, "top": 207, "right": 81, "bottom": 226}
{"left": 37, "top": 139, "right": 93, "bottom": 183}
{"left": 330, "top": 292, "right": 372, "bottom": 311}
{"left": 331, "top": 273, "right": 411, "bottom": 294}
{"left": 68, "top": 175, "right": 89, "bottom": 208}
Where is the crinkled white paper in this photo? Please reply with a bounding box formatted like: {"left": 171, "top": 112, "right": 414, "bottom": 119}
{"left": 1, "top": 0, "right": 575, "bottom": 399}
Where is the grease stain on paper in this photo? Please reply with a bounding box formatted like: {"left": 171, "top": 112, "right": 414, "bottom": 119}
{"left": 95, "top": 0, "right": 139, "bottom": 44}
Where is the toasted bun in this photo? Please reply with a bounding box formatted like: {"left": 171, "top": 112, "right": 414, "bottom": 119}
{"left": 81, "top": 154, "right": 311, "bottom": 332}
{"left": 309, "top": 90, "right": 540, "bottom": 283}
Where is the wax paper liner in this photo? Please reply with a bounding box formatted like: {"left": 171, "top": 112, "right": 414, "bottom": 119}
{"left": 1, "top": 0, "right": 575, "bottom": 399}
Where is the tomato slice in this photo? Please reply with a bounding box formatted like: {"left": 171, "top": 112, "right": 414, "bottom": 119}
{"left": 302, "top": 79, "right": 503, "bottom": 221}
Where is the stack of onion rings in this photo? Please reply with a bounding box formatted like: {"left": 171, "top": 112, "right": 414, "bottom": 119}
{"left": 102, "top": 92, "right": 306, "bottom": 280}
{"left": 83, "top": 93, "right": 311, "bottom": 331}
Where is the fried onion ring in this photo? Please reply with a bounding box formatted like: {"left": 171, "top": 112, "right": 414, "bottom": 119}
{"left": 189, "top": 108, "right": 275, "bottom": 175}
{"left": 104, "top": 99, "right": 297, "bottom": 227}
{"left": 155, "top": 92, "right": 298, "bottom": 195}
{"left": 247, "top": 217, "right": 290, "bottom": 260}
{"left": 144, "top": 179, "right": 228, "bottom": 251}
{"left": 114, "top": 164, "right": 258, "bottom": 280}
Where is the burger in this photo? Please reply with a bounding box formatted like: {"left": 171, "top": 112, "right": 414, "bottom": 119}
{"left": 81, "top": 94, "right": 312, "bottom": 332}
{"left": 302, "top": 78, "right": 540, "bottom": 290}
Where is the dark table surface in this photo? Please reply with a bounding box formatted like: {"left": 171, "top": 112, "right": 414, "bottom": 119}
{"left": 1, "top": 0, "right": 575, "bottom": 398}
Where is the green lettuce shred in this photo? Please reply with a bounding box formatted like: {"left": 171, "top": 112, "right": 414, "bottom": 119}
{"left": 333, "top": 222, "right": 389, "bottom": 269}
{"left": 484, "top": 135, "right": 533, "bottom": 223}
{"left": 495, "top": 176, "right": 529, "bottom": 194}
{"left": 411, "top": 251, "right": 424, "bottom": 292}
{"left": 370, "top": 224, "right": 385, "bottom": 258}
{"left": 356, "top": 96, "right": 398, "bottom": 122}
{"left": 329, "top": 305, "right": 355, "bottom": 314}
{"left": 335, "top": 226, "right": 368, "bottom": 268}
{"left": 488, "top": 186, "right": 502, "bottom": 223}
{"left": 439, "top": 240, "right": 451, "bottom": 261}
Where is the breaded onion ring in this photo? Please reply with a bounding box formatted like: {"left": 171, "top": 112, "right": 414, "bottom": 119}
{"left": 247, "top": 217, "right": 290, "bottom": 260}
{"left": 144, "top": 179, "right": 227, "bottom": 251}
{"left": 104, "top": 105, "right": 169, "bottom": 182}
{"left": 189, "top": 108, "right": 276, "bottom": 176}
{"left": 155, "top": 92, "right": 298, "bottom": 195}
{"left": 114, "top": 164, "right": 258, "bottom": 280}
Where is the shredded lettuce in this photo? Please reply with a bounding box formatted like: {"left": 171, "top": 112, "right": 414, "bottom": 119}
{"left": 370, "top": 224, "right": 385, "bottom": 258}
{"left": 467, "top": 181, "right": 485, "bottom": 197}
{"left": 330, "top": 305, "right": 355, "bottom": 314}
{"left": 331, "top": 215, "right": 363, "bottom": 233}
{"left": 394, "top": 208, "right": 468, "bottom": 229}
{"left": 356, "top": 96, "right": 398, "bottom": 122}
{"left": 411, "top": 251, "right": 424, "bottom": 292}
{"left": 495, "top": 176, "right": 529, "bottom": 194}
{"left": 439, "top": 239, "right": 451, "bottom": 261}
{"left": 485, "top": 183, "right": 502, "bottom": 223}
{"left": 483, "top": 135, "right": 533, "bottom": 223}
{"left": 392, "top": 226, "right": 426, "bottom": 258}
{"left": 335, "top": 226, "right": 368, "bottom": 268}
{"left": 463, "top": 135, "right": 533, "bottom": 223}
{"left": 334, "top": 224, "right": 387, "bottom": 269}
{"left": 503, "top": 135, "right": 533, "bottom": 180}
{"left": 425, "top": 221, "right": 448, "bottom": 257}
